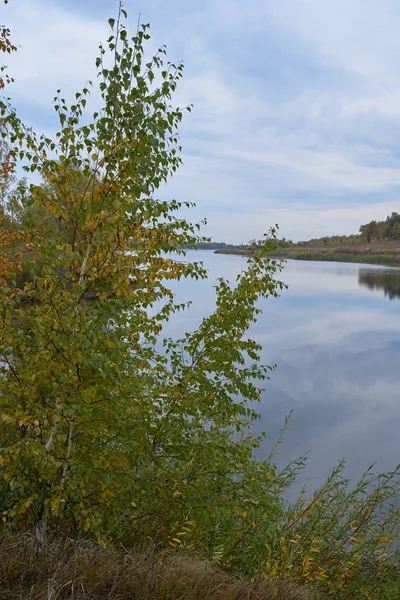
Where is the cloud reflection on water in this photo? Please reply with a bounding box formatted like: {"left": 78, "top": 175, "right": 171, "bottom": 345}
{"left": 163, "top": 253, "right": 400, "bottom": 489}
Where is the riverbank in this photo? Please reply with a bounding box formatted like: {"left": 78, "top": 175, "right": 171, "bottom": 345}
{"left": 215, "top": 240, "right": 400, "bottom": 267}
{"left": 0, "top": 534, "right": 311, "bottom": 600}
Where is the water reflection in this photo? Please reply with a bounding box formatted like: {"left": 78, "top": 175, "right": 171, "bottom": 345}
{"left": 163, "top": 254, "right": 400, "bottom": 491}
{"left": 359, "top": 268, "right": 400, "bottom": 300}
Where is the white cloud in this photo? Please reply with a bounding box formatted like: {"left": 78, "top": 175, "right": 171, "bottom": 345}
{"left": 195, "top": 201, "right": 400, "bottom": 242}
{"left": 6, "top": 0, "right": 108, "bottom": 112}
{"left": 4, "top": 0, "right": 400, "bottom": 242}
{"left": 223, "top": 142, "right": 400, "bottom": 192}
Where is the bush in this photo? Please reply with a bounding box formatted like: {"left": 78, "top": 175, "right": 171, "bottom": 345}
{"left": 0, "top": 5, "right": 399, "bottom": 599}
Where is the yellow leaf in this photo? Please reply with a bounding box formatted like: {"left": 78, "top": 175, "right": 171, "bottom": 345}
{"left": 377, "top": 553, "right": 387, "bottom": 560}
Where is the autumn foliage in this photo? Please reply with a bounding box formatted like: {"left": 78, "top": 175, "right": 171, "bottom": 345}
{"left": 0, "top": 5, "right": 399, "bottom": 600}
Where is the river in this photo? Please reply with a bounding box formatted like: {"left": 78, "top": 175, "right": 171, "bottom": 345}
{"left": 161, "top": 251, "right": 400, "bottom": 490}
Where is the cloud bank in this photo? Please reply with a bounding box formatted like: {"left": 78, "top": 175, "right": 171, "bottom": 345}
{"left": 4, "top": 0, "right": 400, "bottom": 241}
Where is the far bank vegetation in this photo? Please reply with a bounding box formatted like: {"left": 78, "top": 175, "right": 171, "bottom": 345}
{"left": 0, "top": 3, "right": 399, "bottom": 599}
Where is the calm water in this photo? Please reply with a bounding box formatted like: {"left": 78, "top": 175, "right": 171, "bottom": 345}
{"left": 162, "top": 251, "right": 400, "bottom": 489}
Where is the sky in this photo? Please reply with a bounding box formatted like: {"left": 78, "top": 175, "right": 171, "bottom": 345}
{"left": 3, "top": 0, "right": 400, "bottom": 243}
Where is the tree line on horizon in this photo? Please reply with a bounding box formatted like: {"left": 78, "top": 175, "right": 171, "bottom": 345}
{"left": 1, "top": 3, "right": 399, "bottom": 598}
{"left": 184, "top": 212, "right": 400, "bottom": 250}
{"left": 282, "top": 212, "right": 400, "bottom": 248}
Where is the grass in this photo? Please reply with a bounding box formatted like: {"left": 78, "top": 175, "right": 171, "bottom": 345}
{"left": 215, "top": 243, "right": 400, "bottom": 267}
{"left": 282, "top": 252, "right": 400, "bottom": 267}
{"left": 0, "top": 533, "right": 313, "bottom": 600}
{"left": 216, "top": 249, "right": 400, "bottom": 268}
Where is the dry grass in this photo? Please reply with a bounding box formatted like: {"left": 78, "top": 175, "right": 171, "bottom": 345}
{"left": 216, "top": 241, "right": 400, "bottom": 266}
{"left": 0, "top": 534, "right": 314, "bottom": 600}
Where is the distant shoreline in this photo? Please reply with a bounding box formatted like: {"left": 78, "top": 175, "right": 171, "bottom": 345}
{"left": 214, "top": 241, "right": 400, "bottom": 268}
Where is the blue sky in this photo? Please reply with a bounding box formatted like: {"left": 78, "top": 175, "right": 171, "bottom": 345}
{"left": 4, "top": 0, "right": 400, "bottom": 242}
